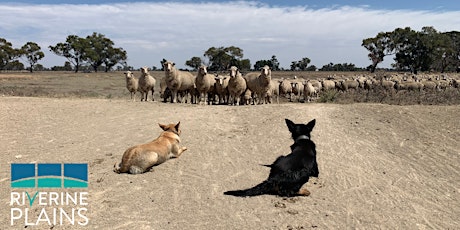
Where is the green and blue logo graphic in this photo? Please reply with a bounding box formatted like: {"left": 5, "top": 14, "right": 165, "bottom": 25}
{"left": 11, "top": 163, "right": 88, "bottom": 188}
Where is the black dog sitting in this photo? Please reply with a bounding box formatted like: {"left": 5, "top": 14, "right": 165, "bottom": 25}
{"left": 224, "top": 119, "right": 319, "bottom": 197}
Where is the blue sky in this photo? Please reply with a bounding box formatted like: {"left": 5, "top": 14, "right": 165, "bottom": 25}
{"left": 9, "top": 0, "right": 460, "bottom": 11}
{"left": 1, "top": 1, "right": 460, "bottom": 69}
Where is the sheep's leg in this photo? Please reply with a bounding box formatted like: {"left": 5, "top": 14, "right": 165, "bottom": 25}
{"left": 199, "top": 92, "right": 205, "bottom": 105}
{"left": 151, "top": 89, "right": 155, "bottom": 102}
{"left": 171, "top": 90, "right": 177, "bottom": 103}
{"left": 235, "top": 96, "right": 240, "bottom": 106}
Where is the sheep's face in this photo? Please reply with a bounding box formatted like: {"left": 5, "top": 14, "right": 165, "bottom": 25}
{"left": 163, "top": 62, "right": 175, "bottom": 72}
{"left": 261, "top": 66, "right": 271, "bottom": 78}
{"left": 124, "top": 71, "right": 133, "bottom": 78}
{"left": 215, "top": 76, "right": 225, "bottom": 85}
{"left": 198, "top": 66, "right": 207, "bottom": 75}
{"left": 229, "top": 66, "right": 238, "bottom": 78}
{"left": 141, "top": 67, "right": 149, "bottom": 74}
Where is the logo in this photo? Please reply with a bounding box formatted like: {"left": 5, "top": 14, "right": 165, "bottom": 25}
{"left": 10, "top": 163, "right": 89, "bottom": 227}
{"left": 11, "top": 163, "right": 88, "bottom": 188}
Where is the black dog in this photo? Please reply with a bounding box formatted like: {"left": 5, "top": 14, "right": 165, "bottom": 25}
{"left": 224, "top": 118, "right": 319, "bottom": 197}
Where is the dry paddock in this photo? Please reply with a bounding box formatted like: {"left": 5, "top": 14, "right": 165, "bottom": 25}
{"left": 0, "top": 96, "right": 459, "bottom": 229}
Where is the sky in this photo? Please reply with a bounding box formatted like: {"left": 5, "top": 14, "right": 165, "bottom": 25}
{"left": 1, "top": 0, "right": 460, "bottom": 70}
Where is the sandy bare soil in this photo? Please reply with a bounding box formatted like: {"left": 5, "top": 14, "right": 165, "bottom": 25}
{"left": 1, "top": 97, "right": 459, "bottom": 229}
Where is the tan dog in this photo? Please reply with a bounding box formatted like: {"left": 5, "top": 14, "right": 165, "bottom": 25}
{"left": 114, "top": 122, "right": 187, "bottom": 174}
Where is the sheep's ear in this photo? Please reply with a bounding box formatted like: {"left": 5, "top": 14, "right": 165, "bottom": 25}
{"left": 159, "top": 123, "right": 167, "bottom": 130}
{"left": 173, "top": 62, "right": 176, "bottom": 66}
{"left": 175, "top": 121, "right": 181, "bottom": 130}
{"left": 306, "top": 119, "right": 316, "bottom": 131}
{"left": 285, "top": 119, "right": 295, "bottom": 132}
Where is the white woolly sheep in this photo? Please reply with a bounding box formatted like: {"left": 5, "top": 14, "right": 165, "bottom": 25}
{"left": 228, "top": 66, "right": 247, "bottom": 106}
{"left": 291, "top": 80, "right": 303, "bottom": 102}
{"left": 321, "top": 79, "right": 336, "bottom": 91}
{"left": 214, "top": 74, "right": 230, "bottom": 104}
{"left": 244, "top": 65, "right": 272, "bottom": 105}
{"left": 163, "top": 61, "right": 196, "bottom": 103}
{"left": 421, "top": 80, "right": 437, "bottom": 91}
{"left": 279, "top": 78, "right": 293, "bottom": 101}
{"left": 380, "top": 79, "right": 395, "bottom": 90}
{"left": 195, "top": 65, "right": 216, "bottom": 105}
{"left": 309, "top": 79, "right": 322, "bottom": 93}
{"left": 266, "top": 80, "right": 280, "bottom": 104}
{"left": 242, "top": 88, "right": 253, "bottom": 105}
{"left": 124, "top": 71, "right": 138, "bottom": 101}
{"left": 337, "top": 79, "right": 359, "bottom": 91}
{"left": 139, "top": 67, "right": 156, "bottom": 101}
{"left": 303, "top": 80, "right": 317, "bottom": 102}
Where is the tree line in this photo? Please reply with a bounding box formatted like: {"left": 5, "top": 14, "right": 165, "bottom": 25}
{"left": 1, "top": 26, "right": 459, "bottom": 73}
{"left": 362, "top": 26, "right": 460, "bottom": 74}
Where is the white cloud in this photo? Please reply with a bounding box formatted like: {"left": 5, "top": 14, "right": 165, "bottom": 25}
{"left": 1, "top": 2, "right": 459, "bottom": 69}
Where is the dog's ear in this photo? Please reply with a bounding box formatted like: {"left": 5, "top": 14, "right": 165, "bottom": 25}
{"left": 306, "top": 119, "right": 316, "bottom": 131}
{"left": 159, "top": 123, "right": 167, "bottom": 131}
{"left": 285, "top": 119, "right": 295, "bottom": 133}
{"left": 175, "top": 121, "right": 181, "bottom": 131}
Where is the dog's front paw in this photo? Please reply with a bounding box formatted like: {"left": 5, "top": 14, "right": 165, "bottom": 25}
{"left": 181, "top": 146, "right": 188, "bottom": 152}
{"left": 297, "top": 188, "right": 311, "bottom": 196}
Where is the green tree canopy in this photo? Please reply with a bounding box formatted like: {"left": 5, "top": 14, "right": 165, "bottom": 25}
{"left": 290, "top": 57, "right": 311, "bottom": 71}
{"left": 363, "top": 26, "right": 460, "bottom": 73}
{"left": 20, "top": 42, "right": 45, "bottom": 73}
{"left": 0, "top": 38, "right": 18, "bottom": 70}
{"left": 185, "top": 56, "right": 203, "bottom": 70}
{"left": 254, "top": 55, "right": 280, "bottom": 70}
{"left": 49, "top": 35, "right": 88, "bottom": 72}
{"left": 204, "top": 46, "right": 244, "bottom": 71}
{"left": 50, "top": 32, "right": 127, "bottom": 72}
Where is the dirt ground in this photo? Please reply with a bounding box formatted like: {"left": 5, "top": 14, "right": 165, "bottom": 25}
{"left": 0, "top": 96, "right": 459, "bottom": 229}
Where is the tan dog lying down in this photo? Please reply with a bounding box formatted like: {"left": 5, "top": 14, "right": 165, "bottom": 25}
{"left": 114, "top": 122, "right": 187, "bottom": 174}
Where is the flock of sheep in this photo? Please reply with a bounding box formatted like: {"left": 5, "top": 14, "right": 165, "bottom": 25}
{"left": 124, "top": 61, "right": 460, "bottom": 105}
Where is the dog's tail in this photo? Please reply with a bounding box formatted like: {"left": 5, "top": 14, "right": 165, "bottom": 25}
{"left": 224, "top": 181, "right": 273, "bottom": 197}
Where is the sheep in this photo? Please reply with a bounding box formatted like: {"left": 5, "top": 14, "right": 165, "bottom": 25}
{"left": 394, "top": 81, "right": 423, "bottom": 91}
{"left": 321, "top": 79, "right": 336, "bottom": 91}
{"left": 124, "top": 71, "right": 138, "bottom": 101}
{"left": 364, "top": 78, "right": 375, "bottom": 91}
{"left": 195, "top": 65, "right": 216, "bottom": 105}
{"left": 214, "top": 74, "right": 230, "bottom": 105}
{"left": 242, "top": 88, "right": 253, "bottom": 105}
{"left": 138, "top": 67, "right": 156, "bottom": 102}
{"left": 227, "top": 66, "right": 247, "bottom": 106}
{"left": 159, "top": 76, "right": 172, "bottom": 103}
{"left": 244, "top": 65, "right": 272, "bottom": 105}
{"left": 380, "top": 79, "right": 395, "bottom": 90}
{"left": 337, "top": 79, "right": 359, "bottom": 91}
{"left": 421, "top": 80, "right": 437, "bottom": 91}
{"left": 309, "top": 79, "right": 322, "bottom": 93}
{"left": 291, "top": 80, "right": 303, "bottom": 102}
{"left": 303, "top": 80, "right": 317, "bottom": 102}
{"left": 163, "top": 61, "right": 196, "bottom": 103}
{"left": 266, "top": 80, "right": 279, "bottom": 104}
{"left": 279, "top": 78, "right": 293, "bottom": 101}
